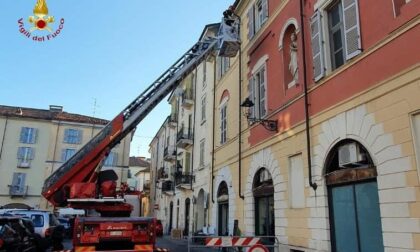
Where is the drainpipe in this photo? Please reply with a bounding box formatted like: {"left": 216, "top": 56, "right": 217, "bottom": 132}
{"left": 191, "top": 68, "right": 198, "bottom": 191}
{"left": 233, "top": 12, "right": 245, "bottom": 200}
{"left": 300, "top": 0, "right": 317, "bottom": 191}
{"left": 211, "top": 55, "right": 216, "bottom": 204}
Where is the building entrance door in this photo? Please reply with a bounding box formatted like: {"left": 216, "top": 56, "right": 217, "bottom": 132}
{"left": 184, "top": 198, "right": 190, "bottom": 236}
{"left": 329, "top": 181, "right": 383, "bottom": 252}
{"left": 169, "top": 201, "right": 173, "bottom": 234}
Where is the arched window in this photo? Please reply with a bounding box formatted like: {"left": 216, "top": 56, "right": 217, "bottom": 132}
{"left": 253, "top": 168, "right": 274, "bottom": 236}
{"left": 219, "top": 91, "right": 229, "bottom": 144}
{"left": 325, "top": 140, "right": 384, "bottom": 251}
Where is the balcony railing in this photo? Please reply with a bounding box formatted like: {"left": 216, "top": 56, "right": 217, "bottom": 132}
{"left": 164, "top": 146, "right": 176, "bottom": 161}
{"left": 174, "top": 172, "right": 194, "bottom": 189}
{"left": 168, "top": 114, "right": 177, "bottom": 128}
{"left": 162, "top": 180, "right": 174, "bottom": 193}
{"left": 157, "top": 167, "right": 168, "bottom": 180}
{"left": 181, "top": 89, "right": 194, "bottom": 108}
{"left": 177, "top": 127, "right": 193, "bottom": 148}
{"left": 8, "top": 185, "right": 28, "bottom": 198}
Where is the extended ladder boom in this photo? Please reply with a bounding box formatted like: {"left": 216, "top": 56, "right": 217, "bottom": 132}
{"left": 42, "top": 38, "right": 217, "bottom": 206}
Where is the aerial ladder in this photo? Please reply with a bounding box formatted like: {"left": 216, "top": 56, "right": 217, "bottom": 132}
{"left": 41, "top": 9, "right": 240, "bottom": 251}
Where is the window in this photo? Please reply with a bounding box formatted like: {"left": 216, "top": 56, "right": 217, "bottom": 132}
{"left": 249, "top": 65, "right": 267, "bottom": 119}
{"left": 201, "top": 95, "right": 206, "bottom": 123}
{"left": 61, "top": 148, "right": 76, "bottom": 162}
{"left": 411, "top": 113, "right": 420, "bottom": 181}
{"left": 311, "top": 0, "right": 361, "bottom": 80}
{"left": 202, "top": 61, "right": 207, "bottom": 86}
{"left": 247, "top": 0, "right": 269, "bottom": 40}
{"left": 104, "top": 152, "right": 118, "bottom": 166}
{"left": 199, "top": 139, "right": 205, "bottom": 167}
{"left": 31, "top": 215, "right": 44, "bottom": 227}
{"left": 10, "top": 173, "right": 26, "bottom": 195}
{"left": 289, "top": 154, "right": 305, "bottom": 208}
{"left": 220, "top": 104, "right": 227, "bottom": 144}
{"left": 64, "top": 129, "right": 82, "bottom": 144}
{"left": 17, "top": 147, "right": 34, "bottom": 168}
{"left": 216, "top": 56, "right": 230, "bottom": 80}
{"left": 328, "top": 1, "right": 345, "bottom": 69}
{"left": 19, "top": 127, "right": 37, "bottom": 144}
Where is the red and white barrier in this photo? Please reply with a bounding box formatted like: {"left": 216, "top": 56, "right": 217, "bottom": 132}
{"left": 205, "top": 237, "right": 261, "bottom": 247}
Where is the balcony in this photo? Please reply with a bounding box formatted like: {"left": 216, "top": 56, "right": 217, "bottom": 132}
{"left": 8, "top": 185, "right": 28, "bottom": 198}
{"left": 168, "top": 114, "right": 177, "bottom": 128}
{"left": 181, "top": 89, "right": 194, "bottom": 109}
{"left": 164, "top": 146, "right": 176, "bottom": 162}
{"left": 177, "top": 127, "right": 193, "bottom": 148}
{"left": 175, "top": 172, "right": 194, "bottom": 190}
{"left": 157, "top": 167, "right": 169, "bottom": 180}
{"left": 161, "top": 180, "right": 174, "bottom": 195}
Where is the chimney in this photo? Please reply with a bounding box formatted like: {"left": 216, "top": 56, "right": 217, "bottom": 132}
{"left": 49, "top": 105, "right": 63, "bottom": 112}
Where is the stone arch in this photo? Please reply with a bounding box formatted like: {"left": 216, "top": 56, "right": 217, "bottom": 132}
{"left": 278, "top": 18, "right": 299, "bottom": 50}
{"left": 195, "top": 188, "right": 206, "bottom": 231}
{"left": 212, "top": 166, "right": 236, "bottom": 235}
{"left": 244, "top": 147, "right": 284, "bottom": 238}
{"left": 312, "top": 105, "right": 402, "bottom": 183}
{"left": 308, "top": 104, "right": 413, "bottom": 251}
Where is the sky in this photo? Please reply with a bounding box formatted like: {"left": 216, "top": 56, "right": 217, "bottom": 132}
{"left": 1, "top": 0, "right": 231, "bottom": 158}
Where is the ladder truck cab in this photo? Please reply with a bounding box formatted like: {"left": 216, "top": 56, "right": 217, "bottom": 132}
{"left": 41, "top": 11, "right": 239, "bottom": 251}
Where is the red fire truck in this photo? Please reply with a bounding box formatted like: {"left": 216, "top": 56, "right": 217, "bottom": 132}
{"left": 41, "top": 11, "right": 239, "bottom": 251}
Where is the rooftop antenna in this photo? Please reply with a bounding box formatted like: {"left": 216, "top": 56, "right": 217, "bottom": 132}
{"left": 91, "top": 98, "right": 98, "bottom": 137}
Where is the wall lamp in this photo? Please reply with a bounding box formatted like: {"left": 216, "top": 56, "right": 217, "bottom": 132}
{"left": 241, "top": 97, "right": 278, "bottom": 132}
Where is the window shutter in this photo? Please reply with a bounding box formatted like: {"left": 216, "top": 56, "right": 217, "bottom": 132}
{"left": 28, "top": 148, "right": 34, "bottom": 160}
{"left": 248, "top": 78, "right": 255, "bottom": 119}
{"left": 77, "top": 130, "right": 83, "bottom": 144}
{"left": 32, "top": 128, "right": 38, "bottom": 144}
{"left": 17, "top": 147, "right": 24, "bottom": 159}
{"left": 61, "top": 149, "right": 66, "bottom": 162}
{"left": 310, "top": 11, "right": 325, "bottom": 82}
{"left": 247, "top": 6, "right": 255, "bottom": 40}
{"left": 342, "top": 0, "right": 361, "bottom": 60}
{"left": 262, "top": 0, "right": 269, "bottom": 22}
{"left": 19, "top": 128, "right": 26, "bottom": 143}
{"left": 11, "top": 173, "right": 19, "bottom": 194}
{"left": 113, "top": 153, "right": 118, "bottom": 166}
{"left": 216, "top": 57, "right": 221, "bottom": 81}
{"left": 259, "top": 68, "right": 267, "bottom": 117}
{"left": 18, "top": 173, "right": 26, "bottom": 193}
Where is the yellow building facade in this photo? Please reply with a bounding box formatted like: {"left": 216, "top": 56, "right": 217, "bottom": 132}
{"left": 0, "top": 105, "right": 132, "bottom": 210}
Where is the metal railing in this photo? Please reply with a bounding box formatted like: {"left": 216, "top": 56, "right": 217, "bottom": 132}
{"left": 164, "top": 146, "right": 176, "bottom": 158}
{"left": 8, "top": 185, "right": 29, "bottom": 197}
{"left": 187, "top": 236, "right": 282, "bottom": 252}
{"left": 157, "top": 167, "right": 168, "bottom": 180}
{"left": 177, "top": 127, "right": 193, "bottom": 142}
{"left": 161, "top": 180, "right": 174, "bottom": 193}
{"left": 175, "top": 172, "right": 194, "bottom": 186}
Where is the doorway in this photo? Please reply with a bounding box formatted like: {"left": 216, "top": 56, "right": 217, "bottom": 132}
{"left": 169, "top": 201, "right": 173, "bottom": 234}
{"left": 253, "top": 168, "right": 274, "bottom": 237}
{"left": 217, "top": 181, "right": 229, "bottom": 236}
{"left": 184, "top": 198, "right": 191, "bottom": 236}
{"left": 325, "top": 140, "right": 384, "bottom": 252}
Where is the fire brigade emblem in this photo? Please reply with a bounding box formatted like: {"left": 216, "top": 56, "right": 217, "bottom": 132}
{"left": 29, "top": 0, "right": 54, "bottom": 32}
